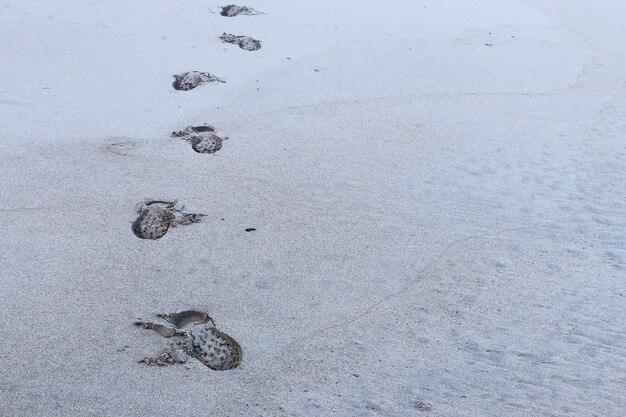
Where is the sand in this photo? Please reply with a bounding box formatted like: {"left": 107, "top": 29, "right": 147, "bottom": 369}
{"left": 1, "top": 0, "right": 625, "bottom": 416}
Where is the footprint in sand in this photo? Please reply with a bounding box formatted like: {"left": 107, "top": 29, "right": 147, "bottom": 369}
{"left": 172, "top": 125, "right": 227, "bottom": 154}
{"left": 135, "top": 310, "right": 242, "bottom": 371}
{"left": 101, "top": 139, "right": 138, "bottom": 157}
{"left": 172, "top": 71, "right": 225, "bottom": 91}
{"left": 415, "top": 400, "right": 433, "bottom": 412}
{"left": 131, "top": 200, "right": 205, "bottom": 240}
{"left": 220, "top": 5, "right": 262, "bottom": 17}
{"left": 220, "top": 33, "right": 262, "bottom": 51}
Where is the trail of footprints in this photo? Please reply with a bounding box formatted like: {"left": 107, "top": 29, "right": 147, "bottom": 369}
{"left": 128, "top": 5, "right": 266, "bottom": 371}
{"left": 135, "top": 310, "right": 242, "bottom": 370}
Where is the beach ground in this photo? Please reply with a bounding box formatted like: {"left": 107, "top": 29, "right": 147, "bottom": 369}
{"left": 1, "top": 1, "right": 625, "bottom": 416}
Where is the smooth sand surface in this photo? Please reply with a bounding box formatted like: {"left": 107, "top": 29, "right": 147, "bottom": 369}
{"left": 1, "top": 1, "right": 625, "bottom": 416}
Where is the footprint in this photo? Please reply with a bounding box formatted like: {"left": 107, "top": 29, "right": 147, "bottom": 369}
{"left": 131, "top": 200, "right": 205, "bottom": 240}
{"left": 415, "top": 400, "right": 432, "bottom": 412}
{"left": 171, "top": 125, "right": 227, "bottom": 154}
{"left": 173, "top": 71, "right": 225, "bottom": 91}
{"left": 220, "top": 33, "right": 261, "bottom": 51}
{"left": 101, "top": 139, "right": 138, "bottom": 157}
{"left": 135, "top": 310, "right": 242, "bottom": 371}
{"left": 220, "top": 5, "right": 262, "bottom": 17}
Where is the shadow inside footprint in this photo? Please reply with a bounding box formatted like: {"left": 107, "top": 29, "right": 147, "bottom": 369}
{"left": 220, "top": 33, "right": 262, "bottom": 51}
{"left": 135, "top": 310, "right": 242, "bottom": 371}
{"left": 172, "top": 71, "right": 225, "bottom": 91}
{"left": 160, "top": 310, "right": 213, "bottom": 328}
{"left": 131, "top": 200, "right": 205, "bottom": 240}
{"left": 172, "top": 125, "right": 226, "bottom": 154}
{"left": 220, "top": 5, "right": 262, "bottom": 17}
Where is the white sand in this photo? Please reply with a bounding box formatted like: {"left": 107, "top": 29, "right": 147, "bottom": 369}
{"left": 1, "top": 0, "right": 625, "bottom": 416}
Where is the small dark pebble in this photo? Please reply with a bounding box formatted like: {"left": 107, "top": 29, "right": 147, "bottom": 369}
{"left": 245, "top": 228, "right": 256, "bottom": 232}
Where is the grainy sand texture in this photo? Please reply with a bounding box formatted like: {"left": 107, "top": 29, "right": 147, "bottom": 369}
{"left": 1, "top": 1, "right": 625, "bottom": 416}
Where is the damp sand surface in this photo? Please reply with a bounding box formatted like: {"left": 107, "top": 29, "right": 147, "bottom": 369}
{"left": 1, "top": 1, "right": 625, "bottom": 416}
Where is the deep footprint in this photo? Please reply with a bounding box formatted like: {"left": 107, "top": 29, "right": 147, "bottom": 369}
{"left": 173, "top": 71, "right": 225, "bottom": 91}
{"left": 220, "top": 33, "right": 262, "bottom": 51}
{"left": 172, "top": 125, "right": 226, "bottom": 154}
{"left": 131, "top": 200, "right": 205, "bottom": 240}
{"left": 135, "top": 310, "right": 242, "bottom": 371}
{"left": 220, "top": 5, "right": 262, "bottom": 17}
